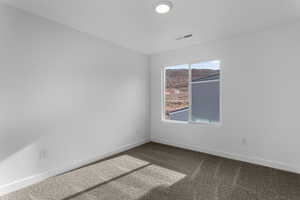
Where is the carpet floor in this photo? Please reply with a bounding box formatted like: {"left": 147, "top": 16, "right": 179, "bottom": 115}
{"left": 1, "top": 142, "right": 300, "bottom": 200}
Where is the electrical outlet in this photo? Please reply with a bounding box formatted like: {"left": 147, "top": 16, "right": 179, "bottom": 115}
{"left": 242, "top": 138, "right": 247, "bottom": 145}
{"left": 135, "top": 129, "right": 140, "bottom": 135}
{"left": 39, "top": 150, "right": 47, "bottom": 160}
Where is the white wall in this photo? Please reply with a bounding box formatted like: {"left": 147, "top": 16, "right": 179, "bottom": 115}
{"left": 0, "top": 3, "right": 149, "bottom": 194}
{"left": 150, "top": 22, "right": 300, "bottom": 174}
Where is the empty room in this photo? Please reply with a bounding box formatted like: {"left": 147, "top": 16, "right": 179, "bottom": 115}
{"left": 0, "top": 0, "right": 300, "bottom": 199}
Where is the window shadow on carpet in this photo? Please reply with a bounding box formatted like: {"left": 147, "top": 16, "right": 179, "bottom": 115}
{"left": 0, "top": 154, "right": 186, "bottom": 200}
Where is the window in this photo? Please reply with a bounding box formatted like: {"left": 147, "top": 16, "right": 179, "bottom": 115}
{"left": 163, "top": 60, "right": 220, "bottom": 124}
{"left": 164, "top": 64, "right": 189, "bottom": 122}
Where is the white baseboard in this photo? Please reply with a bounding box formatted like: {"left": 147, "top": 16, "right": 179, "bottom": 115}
{"left": 0, "top": 138, "right": 150, "bottom": 196}
{"left": 151, "top": 137, "right": 300, "bottom": 175}
{"left": 2, "top": 137, "right": 298, "bottom": 196}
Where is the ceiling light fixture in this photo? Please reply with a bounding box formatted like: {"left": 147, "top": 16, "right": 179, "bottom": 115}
{"left": 154, "top": 1, "right": 173, "bottom": 14}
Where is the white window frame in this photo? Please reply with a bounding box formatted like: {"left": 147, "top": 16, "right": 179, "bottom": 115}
{"left": 161, "top": 60, "right": 222, "bottom": 125}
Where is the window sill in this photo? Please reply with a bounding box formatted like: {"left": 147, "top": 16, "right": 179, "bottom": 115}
{"left": 161, "top": 119, "right": 222, "bottom": 126}
{"left": 161, "top": 119, "right": 189, "bottom": 124}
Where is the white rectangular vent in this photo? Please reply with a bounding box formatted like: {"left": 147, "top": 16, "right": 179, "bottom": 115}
{"left": 176, "top": 34, "right": 193, "bottom": 40}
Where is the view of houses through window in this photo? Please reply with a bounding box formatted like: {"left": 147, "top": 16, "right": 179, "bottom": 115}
{"left": 163, "top": 61, "right": 220, "bottom": 123}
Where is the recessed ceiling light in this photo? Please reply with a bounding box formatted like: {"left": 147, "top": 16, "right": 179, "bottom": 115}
{"left": 154, "top": 1, "right": 173, "bottom": 14}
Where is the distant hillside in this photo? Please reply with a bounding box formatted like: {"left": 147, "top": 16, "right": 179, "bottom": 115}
{"left": 192, "top": 69, "right": 219, "bottom": 81}
{"left": 166, "top": 69, "right": 219, "bottom": 88}
{"left": 166, "top": 69, "right": 188, "bottom": 88}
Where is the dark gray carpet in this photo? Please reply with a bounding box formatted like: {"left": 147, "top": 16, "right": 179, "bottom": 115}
{"left": 1, "top": 142, "right": 300, "bottom": 200}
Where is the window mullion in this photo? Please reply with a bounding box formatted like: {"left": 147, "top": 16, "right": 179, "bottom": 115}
{"left": 188, "top": 64, "right": 192, "bottom": 123}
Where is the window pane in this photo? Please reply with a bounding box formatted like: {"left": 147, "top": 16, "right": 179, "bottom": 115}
{"left": 164, "top": 64, "right": 189, "bottom": 121}
{"left": 191, "top": 61, "right": 220, "bottom": 123}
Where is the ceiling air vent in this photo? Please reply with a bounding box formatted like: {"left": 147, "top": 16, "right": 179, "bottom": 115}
{"left": 176, "top": 34, "right": 193, "bottom": 40}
